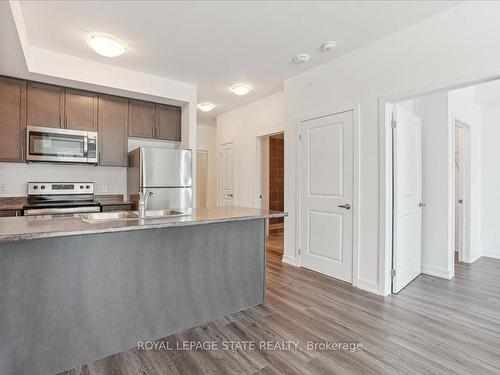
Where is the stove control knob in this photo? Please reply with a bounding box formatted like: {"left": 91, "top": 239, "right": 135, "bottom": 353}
{"left": 80, "top": 185, "right": 84, "bottom": 189}
{"left": 41, "top": 185, "right": 45, "bottom": 190}
{"left": 33, "top": 185, "right": 38, "bottom": 190}
{"left": 86, "top": 185, "right": 90, "bottom": 189}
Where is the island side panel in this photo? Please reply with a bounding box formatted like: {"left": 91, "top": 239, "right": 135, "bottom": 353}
{"left": 0, "top": 219, "right": 265, "bottom": 375}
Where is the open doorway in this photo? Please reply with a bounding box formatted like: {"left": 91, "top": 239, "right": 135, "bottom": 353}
{"left": 388, "top": 81, "right": 487, "bottom": 293}
{"left": 258, "top": 132, "right": 284, "bottom": 257}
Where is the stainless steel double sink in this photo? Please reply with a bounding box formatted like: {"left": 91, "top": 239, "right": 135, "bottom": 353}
{"left": 80, "top": 209, "right": 188, "bottom": 223}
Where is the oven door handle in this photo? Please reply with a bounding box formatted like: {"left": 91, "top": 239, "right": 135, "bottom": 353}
{"left": 24, "top": 206, "right": 101, "bottom": 216}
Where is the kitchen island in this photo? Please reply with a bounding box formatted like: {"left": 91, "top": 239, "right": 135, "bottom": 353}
{"left": 0, "top": 207, "right": 285, "bottom": 375}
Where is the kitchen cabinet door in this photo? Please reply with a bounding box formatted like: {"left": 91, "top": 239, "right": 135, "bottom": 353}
{"left": 98, "top": 94, "right": 128, "bottom": 166}
{"left": 156, "top": 104, "right": 181, "bottom": 141}
{"left": 27, "top": 82, "right": 64, "bottom": 128}
{"left": 128, "top": 99, "right": 155, "bottom": 138}
{"left": 65, "top": 88, "right": 98, "bottom": 131}
{"left": 0, "top": 77, "right": 26, "bottom": 162}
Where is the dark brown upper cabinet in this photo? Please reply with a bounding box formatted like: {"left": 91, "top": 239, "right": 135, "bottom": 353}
{"left": 128, "top": 100, "right": 181, "bottom": 141}
{"left": 128, "top": 99, "right": 156, "bottom": 138}
{"left": 156, "top": 104, "right": 181, "bottom": 141}
{"left": 64, "top": 89, "right": 98, "bottom": 131}
{"left": 98, "top": 94, "right": 128, "bottom": 167}
{"left": 27, "top": 82, "right": 64, "bottom": 128}
{"left": 0, "top": 77, "right": 26, "bottom": 162}
{"left": 1, "top": 75, "right": 182, "bottom": 166}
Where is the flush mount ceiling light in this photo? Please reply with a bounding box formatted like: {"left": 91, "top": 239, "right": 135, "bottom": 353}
{"left": 321, "top": 41, "right": 337, "bottom": 52}
{"left": 197, "top": 103, "right": 216, "bottom": 112}
{"left": 293, "top": 54, "right": 310, "bottom": 64}
{"left": 87, "top": 34, "right": 127, "bottom": 57}
{"left": 230, "top": 84, "right": 251, "bottom": 96}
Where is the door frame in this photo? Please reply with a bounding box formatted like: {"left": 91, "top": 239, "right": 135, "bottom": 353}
{"left": 219, "top": 141, "right": 235, "bottom": 206}
{"left": 296, "top": 104, "right": 360, "bottom": 288}
{"left": 452, "top": 119, "right": 472, "bottom": 263}
{"left": 255, "top": 131, "right": 284, "bottom": 209}
{"left": 379, "top": 71, "right": 500, "bottom": 296}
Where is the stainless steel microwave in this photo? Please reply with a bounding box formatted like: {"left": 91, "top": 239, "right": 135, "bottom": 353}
{"left": 26, "top": 126, "right": 98, "bottom": 164}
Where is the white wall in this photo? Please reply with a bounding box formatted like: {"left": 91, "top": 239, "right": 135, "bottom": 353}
{"left": 284, "top": 1, "right": 500, "bottom": 294}
{"left": 0, "top": 163, "right": 126, "bottom": 197}
{"left": 196, "top": 124, "right": 217, "bottom": 207}
{"left": 217, "top": 91, "right": 284, "bottom": 207}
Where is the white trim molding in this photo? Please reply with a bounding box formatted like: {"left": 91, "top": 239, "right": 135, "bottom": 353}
{"left": 421, "top": 265, "right": 453, "bottom": 279}
{"left": 356, "top": 278, "right": 382, "bottom": 295}
{"left": 482, "top": 250, "right": 500, "bottom": 260}
{"left": 282, "top": 255, "right": 299, "bottom": 267}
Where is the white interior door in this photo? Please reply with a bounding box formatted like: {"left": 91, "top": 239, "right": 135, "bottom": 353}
{"left": 299, "top": 111, "right": 354, "bottom": 282}
{"left": 220, "top": 142, "right": 235, "bottom": 207}
{"left": 196, "top": 151, "right": 208, "bottom": 208}
{"left": 392, "top": 105, "right": 422, "bottom": 293}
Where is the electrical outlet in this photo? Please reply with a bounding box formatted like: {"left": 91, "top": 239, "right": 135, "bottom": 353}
{"left": 0, "top": 184, "right": 7, "bottom": 194}
{"left": 101, "top": 184, "right": 108, "bottom": 193}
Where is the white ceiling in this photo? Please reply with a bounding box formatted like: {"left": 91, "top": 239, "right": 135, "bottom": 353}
{"left": 18, "top": 1, "right": 458, "bottom": 125}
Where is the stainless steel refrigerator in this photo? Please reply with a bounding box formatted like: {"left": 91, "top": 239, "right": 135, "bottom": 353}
{"left": 128, "top": 147, "right": 192, "bottom": 210}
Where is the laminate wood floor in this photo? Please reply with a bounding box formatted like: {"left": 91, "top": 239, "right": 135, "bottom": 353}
{"left": 266, "top": 233, "right": 284, "bottom": 256}
{"left": 58, "top": 253, "right": 500, "bottom": 375}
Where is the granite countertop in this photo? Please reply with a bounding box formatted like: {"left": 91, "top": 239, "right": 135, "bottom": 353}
{"left": 0, "top": 206, "right": 286, "bottom": 243}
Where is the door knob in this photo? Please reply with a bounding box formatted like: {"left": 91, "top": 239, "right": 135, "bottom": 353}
{"left": 418, "top": 202, "right": 426, "bottom": 207}
{"left": 228, "top": 193, "right": 233, "bottom": 197}
{"left": 338, "top": 203, "right": 351, "bottom": 210}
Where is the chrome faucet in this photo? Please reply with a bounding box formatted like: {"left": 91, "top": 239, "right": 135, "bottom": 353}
{"left": 138, "top": 189, "right": 152, "bottom": 219}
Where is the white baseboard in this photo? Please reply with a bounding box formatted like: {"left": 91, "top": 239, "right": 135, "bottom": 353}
{"left": 482, "top": 249, "right": 500, "bottom": 260}
{"left": 281, "top": 254, "right": 298, "bottom": 266}
{"left": 467, "top": 252, "right": 482, "bottom": 263}
{"left": 356, "top": 278, "right": 382, "bottom": 295}
{"left": 421, "top": 264, "right": 453, "bottom": 279}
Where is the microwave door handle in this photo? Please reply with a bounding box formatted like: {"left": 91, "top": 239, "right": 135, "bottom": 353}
{"left": 83, "top": 136, "right": 88, "bottom": 156}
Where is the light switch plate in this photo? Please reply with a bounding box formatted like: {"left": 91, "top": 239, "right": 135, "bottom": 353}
{"left": 0, "top": 184, "right": 7, "bottom": 194}
{"left": 101, "top": 184, "right": 108, "bottom": 193}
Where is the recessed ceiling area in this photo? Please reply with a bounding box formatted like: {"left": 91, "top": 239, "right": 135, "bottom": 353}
{"left": 18, "top": 1, "right": 458, "bottom": 124}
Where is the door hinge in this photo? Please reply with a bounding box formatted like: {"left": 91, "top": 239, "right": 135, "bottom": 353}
{"left": 391, "top": 120, "right": 397, "bottom": 129}
{"left": 391, "top": 269, "right": 396, "bottom": 277}
{"left": 298, "top": 133, "right": 302, "bottom": 141}
{"left": 298, "top": 248, "right": 301, "bottom": 255}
